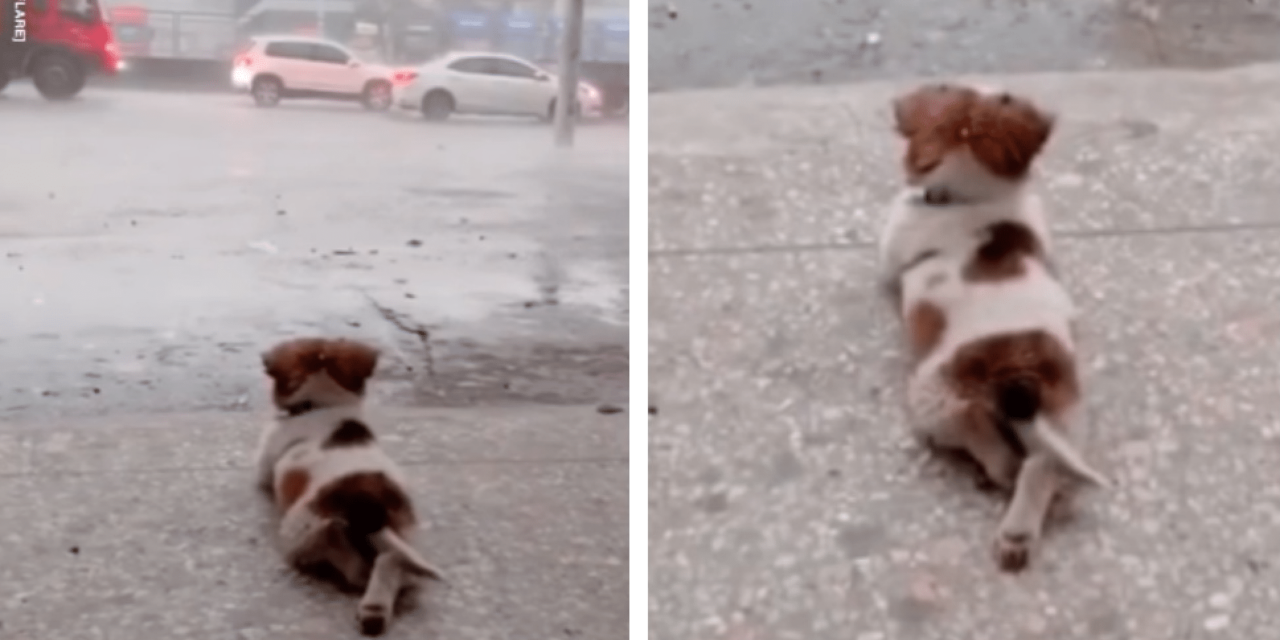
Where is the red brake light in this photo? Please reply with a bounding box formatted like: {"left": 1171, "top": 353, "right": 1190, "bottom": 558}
{"left": 235, "top": 56, "right": 252, "bottom": 67}
{"left": 392, "top": 70, "right": 418, "bottom": 85}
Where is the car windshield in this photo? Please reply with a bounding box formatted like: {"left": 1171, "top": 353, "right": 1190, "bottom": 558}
{"left": 60, "top": 0, "right": 102, "bottom": 21}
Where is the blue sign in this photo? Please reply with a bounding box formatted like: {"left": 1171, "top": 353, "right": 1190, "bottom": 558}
{"left": 450, "top": 11, "right": 489, "bottom": 35}
{"left": 500, "top": 12, "right": 545, "bottom": 59}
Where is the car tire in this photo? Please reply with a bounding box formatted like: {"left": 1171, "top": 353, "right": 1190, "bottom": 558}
{"left": 420, "top": 90, "right": 454, "bottom": 121}
{"left": 252, "top": 76, "right": 283, "bottom": 107}
{"left": 31, "top": 54, "right": 85, "bottom": 101}
{"left": 362, "top": 80, "right": 392, "bottom": 111}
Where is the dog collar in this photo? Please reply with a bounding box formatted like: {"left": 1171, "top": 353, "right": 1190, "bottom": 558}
{"left": 283, "top": 400, "right": 316, "bottom": 417}
{"left": 914, "top": 186, "right": 973, "bottom": 207}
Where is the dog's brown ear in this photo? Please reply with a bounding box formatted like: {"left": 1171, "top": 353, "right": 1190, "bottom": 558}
{"left": 262, "top": 338, "right": 327, "bottom": 385}
{"left": 967, "top": 93, "right": 1055, "bottom": 179}
{"left": 324, "top": 339, "right": 380, "bottom": 395}
{"left": 892, "top": 83, "right": 974, "bottom": 137}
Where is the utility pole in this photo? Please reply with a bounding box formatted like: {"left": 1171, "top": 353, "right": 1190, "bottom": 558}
{"left": 553, "top": 0, "right": 584, "bottom": 148}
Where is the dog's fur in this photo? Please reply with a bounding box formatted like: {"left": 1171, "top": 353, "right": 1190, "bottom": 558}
{"left": 256, "top": 337, "right": 442, "bottom": 636}
{"left": 878, "top": 84, "right": 1109, "bottom": 572}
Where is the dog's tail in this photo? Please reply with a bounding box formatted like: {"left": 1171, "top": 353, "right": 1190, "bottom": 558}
{"left": 370, "top": 529, "right": 446, "bottom": 580}
{"left": 993, "top": 375, "right": 1111, "bottom": 488}
{"left": 319, "top": 475, "right": 446, "bottom": 581}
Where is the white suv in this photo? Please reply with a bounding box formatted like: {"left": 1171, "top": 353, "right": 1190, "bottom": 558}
{"left": 394, "top": 51, "right": 603, "bottom": 121}
{"left": 231, "top": 36, "right": 396, "bottom": 110}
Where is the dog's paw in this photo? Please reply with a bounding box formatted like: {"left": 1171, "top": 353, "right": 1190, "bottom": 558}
{"left": 993, "top": 529, "right": 1035, "bottom": 572}
{"left": 358, "top": 604, "right": 389, "bottom": 636}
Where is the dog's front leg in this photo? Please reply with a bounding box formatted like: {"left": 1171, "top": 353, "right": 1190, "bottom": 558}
{"left": 253, "top": 428, "right": 279, "bottom": 493}
{"left": 993, "top": 452, "right": 1060, "bottom": 572}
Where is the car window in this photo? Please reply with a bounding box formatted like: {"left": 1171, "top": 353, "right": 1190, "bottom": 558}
{"left": 310, "top": 44, "right": 351, "bottom": 65}
{"left": 490, "top": 59, "right": 539, "bottom": 80}
{"left": 60, "top": 0, "right": 99, "bottom": 18}
{"left": 447, "top": 57, "right": 494, "bottom": 75}
{"left": 264, "top": 41, "right": 311, "bottom": 60}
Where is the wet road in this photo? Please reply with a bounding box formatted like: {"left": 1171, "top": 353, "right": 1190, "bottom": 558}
{"left": 650, "top": 0, "right": 1280, "bottom": 90}
{"left": 0, "top": 86, "right": 629, "bottom": 420}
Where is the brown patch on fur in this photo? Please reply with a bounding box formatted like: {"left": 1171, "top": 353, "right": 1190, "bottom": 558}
{"left": 943, "top": 329, "right": 1079, "bottom": 422}
{"left": 906, "top": 301, "right": 946, "bottom": 360}
{"left": 262, "top": 337, "right": 381, "bottom": 397}
{"left": 893, "top": 83, "right": 1054, "bottom": 181}
{"left": 324, "top": 419, "right": 377, "bottom": 449}
{"left": 963, "top": 221, "right": 1045, "bottom": 282}
{"left": 312, "top": 472, "right": 417, "bottom": 537}
{"left": 278, "top": 468, "right": 311, "bottom": 510}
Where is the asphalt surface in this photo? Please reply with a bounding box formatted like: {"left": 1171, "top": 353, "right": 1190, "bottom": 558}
{"left": 0, "top": 84, "right": 629, "bottom": 420}
{"left": 651, "top": 0, "right": 1280, "bottom": 90}
{"left": 0, "top": 83, "right": 628, "bottom": 639}
{"left": 649, "top": 10, "right": 1280, "bottom": 640}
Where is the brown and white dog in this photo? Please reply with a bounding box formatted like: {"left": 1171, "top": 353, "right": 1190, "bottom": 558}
{"left": 256, "top": 337, "right": 442, "bottom": 636}
{"left": 877, "top": 84, "right": 1110, "bottom": 571}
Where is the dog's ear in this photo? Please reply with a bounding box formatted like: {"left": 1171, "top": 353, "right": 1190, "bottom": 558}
{"left": 967, "top": 92, "right": 1055, "bottom": 179}
{"left": 262, "top": 338, "right": 327, "bottom": 389}
{"left": 324, "top": 339, "right": 380, "bottom": 395}
{"left": 892, "top": 83, "right": 974, "bottom": 138}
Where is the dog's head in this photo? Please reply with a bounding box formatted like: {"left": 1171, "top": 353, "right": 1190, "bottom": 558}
{"left": 261, "top": 337, "right": 380, "bottom": 410}
{"left": 892, "top": 83, "right": 1055, "bottom": 196}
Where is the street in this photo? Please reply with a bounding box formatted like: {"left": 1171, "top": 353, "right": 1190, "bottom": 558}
{"left": 650, "top": 0, "right": 1280, "bottom": 90}
{"left": 0, "top": 85, "right": 628, "bottom": 638}
{"left": 649, "top": 2, "right": 1280, "bottom": 639}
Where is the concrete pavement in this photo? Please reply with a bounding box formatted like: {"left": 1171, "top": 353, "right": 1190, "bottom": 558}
{"left": 0, "top": 405, "right": 627, "bottom": 639}
{"left": 649, "top": 64, "right": 1280, "bottom": 639}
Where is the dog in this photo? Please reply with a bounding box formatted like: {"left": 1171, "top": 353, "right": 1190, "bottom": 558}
{"left": 877, "top": 83, "right": 1109, "bottom": 571}
{"left": 255, "top": 337, "right": 443, "bottom": 635}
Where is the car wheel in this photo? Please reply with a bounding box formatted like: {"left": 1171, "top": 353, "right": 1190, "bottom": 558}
{"left": 362, "top": 81, "right": 392, "bottom": 111}
{"left": 31, "top": 54, "right": 86, "bottom": 101}
{"left": 420, "top": 90, "right": 454, "bottom": 121}
{"left": 252, "top": 76, "right": 283, "bottom": 107}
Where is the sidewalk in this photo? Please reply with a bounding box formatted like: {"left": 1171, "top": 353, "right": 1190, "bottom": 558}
{"left": 0, "top": 405, "right": 627, "bottom": 639}
{"left": 650, "top": 64, "right": 1280, "bottom": 639}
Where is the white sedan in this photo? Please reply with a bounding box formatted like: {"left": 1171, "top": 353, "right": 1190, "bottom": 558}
{"left": 393, "top": 51, "right": 603, "bottom": 121}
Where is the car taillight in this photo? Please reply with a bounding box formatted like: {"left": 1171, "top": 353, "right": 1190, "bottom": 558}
{"left": 392, "top": 70, "right": 418, "bottom": 85}
{"left": 235, "top": 56, "right": 252, "bottom": 67}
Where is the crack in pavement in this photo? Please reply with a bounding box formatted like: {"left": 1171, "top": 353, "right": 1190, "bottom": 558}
{"left": 364, "top": 292, "right": 437, "bottom": 378}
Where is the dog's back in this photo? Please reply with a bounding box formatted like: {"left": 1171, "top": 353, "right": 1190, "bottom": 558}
{"left": 904, "top": 220, "right": 1074, "bottom": 366}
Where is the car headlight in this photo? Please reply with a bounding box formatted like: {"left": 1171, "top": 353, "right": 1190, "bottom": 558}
{"left": 577, "top": 83, "right": 601, "bottom": 102}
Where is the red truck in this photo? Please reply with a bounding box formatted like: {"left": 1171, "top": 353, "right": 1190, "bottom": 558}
{"left": 1, "top": 0, "right": 121, "bottom": 100}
